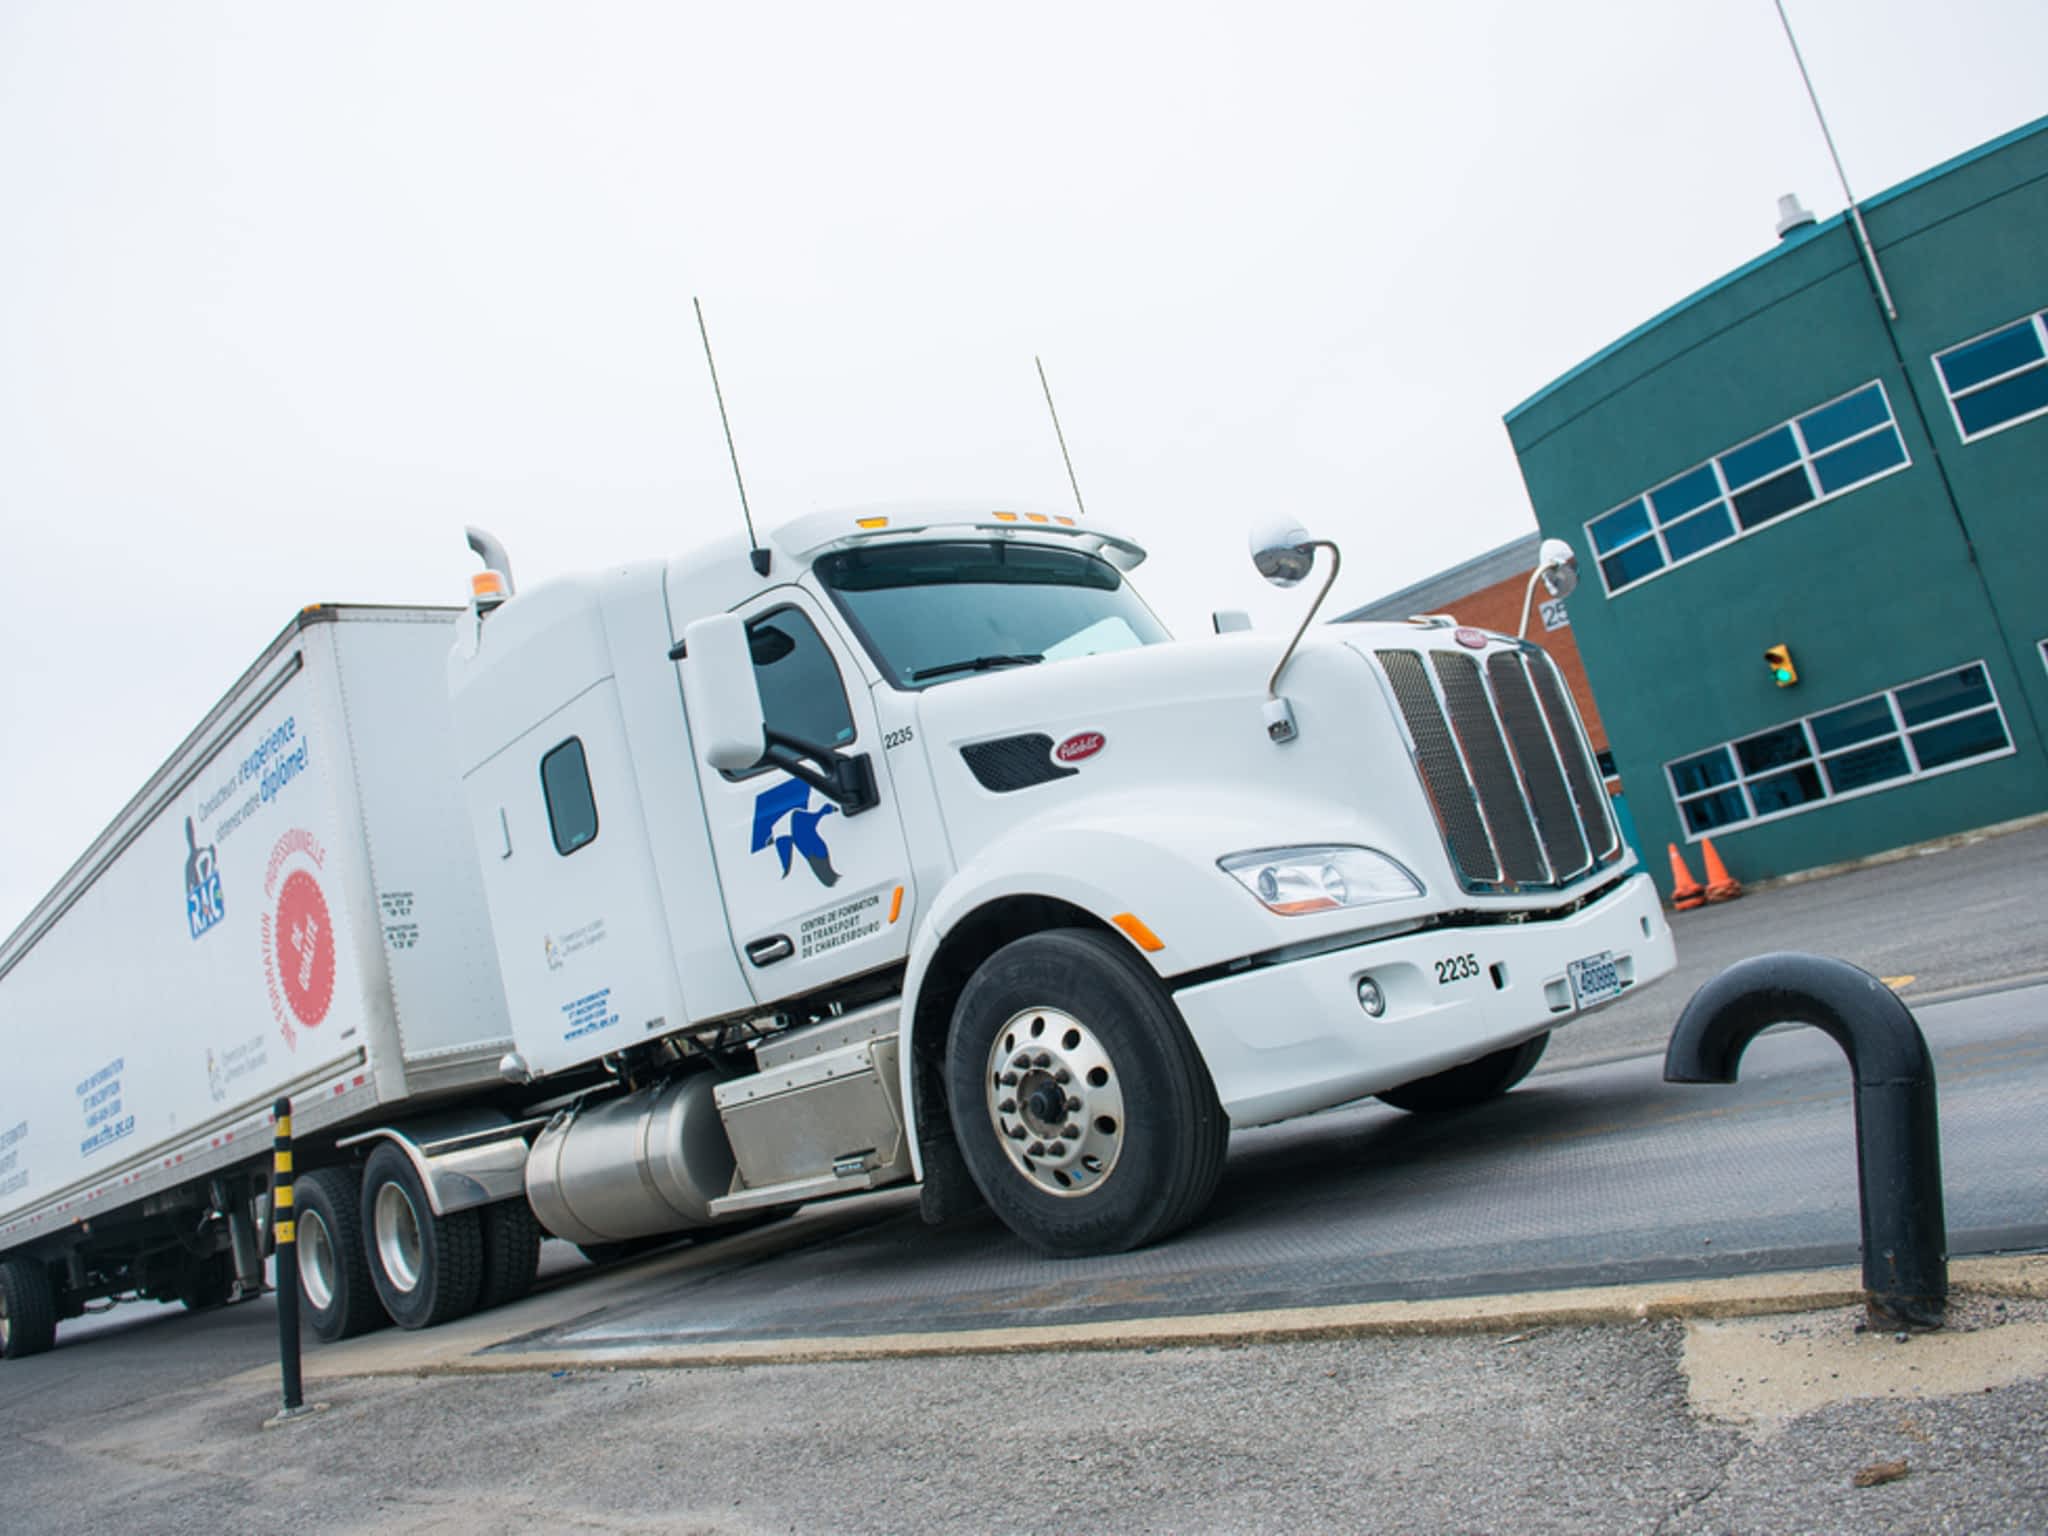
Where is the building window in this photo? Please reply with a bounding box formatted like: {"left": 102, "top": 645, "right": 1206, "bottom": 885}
{"left": 1664, "top": 662, "right": 2013, "bottom": 839}
{"left": 1935, "top": 308, "right": 2048, "bottom": 441}
{"left": 540, "top": 737, "right": 599, "bottom": 856}
{"left": 1585, "top": 382, "right": 1910, "bottom": 596}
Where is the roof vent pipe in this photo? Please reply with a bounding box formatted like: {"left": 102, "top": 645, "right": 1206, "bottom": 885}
{"left": 1775, "top": 193, "right": 1818, "bottom": 240}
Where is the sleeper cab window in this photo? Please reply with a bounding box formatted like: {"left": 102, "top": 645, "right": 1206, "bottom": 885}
{"left": 541, "top": 736, "right": 599, "bottom": 856}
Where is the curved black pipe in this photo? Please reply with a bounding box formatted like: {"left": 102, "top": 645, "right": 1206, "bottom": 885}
{"left": 1665, "top": 952, "right": 1946, "bottom": 1329}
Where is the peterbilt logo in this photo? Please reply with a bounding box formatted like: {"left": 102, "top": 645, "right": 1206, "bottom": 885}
{"left": 1054, "top": 731, "right": 1106, "bottom": 764}
{"left": 1454, "top": 627, "right": 1489, "bottom": 650}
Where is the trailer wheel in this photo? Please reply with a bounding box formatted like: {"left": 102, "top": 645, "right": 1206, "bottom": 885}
{"left": 476, "top": 1199, "right": 543, "bottom": 1311}
{"left": 946, "top": 928, "right": 1227, "bottom": 1257}
{"left": 360, "top": 1143, "right": 484, "bottom": 1330}
{"left": 294, "top": 1166, "right": 387, "bottom": 1341}
{"left": 0, "top": 1256, "right": 58, "bottom": 1360}
{"left": 1377, "top": 1032, "right": 1550, "bottom": 1114}
{"left": 176, "top": 1249, "right": 236, "bottom": 1312}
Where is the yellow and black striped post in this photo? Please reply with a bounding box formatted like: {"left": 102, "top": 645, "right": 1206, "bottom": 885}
{"left": 272, "top": 1096, "right": 303, "bottom": 1413}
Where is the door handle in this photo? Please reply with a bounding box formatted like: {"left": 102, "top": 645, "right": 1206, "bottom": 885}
{"left": 745, "top": 934, "right": 794, "bottom": 967}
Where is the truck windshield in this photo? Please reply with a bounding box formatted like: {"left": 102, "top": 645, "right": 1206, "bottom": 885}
{"left": 815, "top": 541, "right": 1169, "bottom": 690}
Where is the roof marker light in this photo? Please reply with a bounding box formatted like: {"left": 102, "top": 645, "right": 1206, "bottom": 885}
{"left": 993, "top": 511, "right": 1019, "bottom": 522}
{"left": 471, "top": 570, "right": 509, "bottom": 610}
{"left": 1024, "top": 513, "right": 1050, "bottom": 523}
{"left": 856, "top": 516, "right": 889, "bottom": 530}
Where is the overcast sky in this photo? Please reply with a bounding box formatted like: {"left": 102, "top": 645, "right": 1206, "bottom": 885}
{"left": 3, "top": 0, "right": 2045, "bottom": 935}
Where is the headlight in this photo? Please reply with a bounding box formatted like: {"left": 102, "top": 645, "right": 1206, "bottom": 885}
{"left": 1218, "top": 845, "right": 1422, "bottom": 915}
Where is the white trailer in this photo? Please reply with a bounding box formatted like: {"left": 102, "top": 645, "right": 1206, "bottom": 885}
{"left": 0, "top": 509, "right": 1675, "bottom": 1358}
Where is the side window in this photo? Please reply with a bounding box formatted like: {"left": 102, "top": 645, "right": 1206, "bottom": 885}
{"left": 729, "top": 607, "right": 855, "bottom": 775}
{"left": 541, "top": 737, "right": 599, "bottom": 856}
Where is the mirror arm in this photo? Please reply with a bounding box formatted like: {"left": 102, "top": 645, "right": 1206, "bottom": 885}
{"left": 1266, "top": 541, "right": 1342, "bottom": 698}
{"left": 762, "top": 729, "right": 879, "bottom": 817}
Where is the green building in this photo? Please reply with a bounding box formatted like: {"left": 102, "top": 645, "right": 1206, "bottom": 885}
{"left": 1505, "top": 115, "right": 2048, "bottom": 897}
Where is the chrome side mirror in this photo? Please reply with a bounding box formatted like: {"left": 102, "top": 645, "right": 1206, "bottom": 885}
{"left": 1537, "top": 537, "right": 1579, "bottom": 599}
{"left": 1249, "top": 520, "right": 1318, "bottom": 587}
{"left": 1518, "top": 537, "right": 1580, "bottom": 638}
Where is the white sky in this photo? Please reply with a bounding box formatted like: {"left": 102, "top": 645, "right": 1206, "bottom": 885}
{"left": 3, "top": 0, "right": 2045, "bottom": 935}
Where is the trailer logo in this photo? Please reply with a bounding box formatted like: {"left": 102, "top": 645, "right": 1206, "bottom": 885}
{"left": 749, "top": 778, "right": 841, "bottom": 888}
{"left": 260, "top": 829, "right": 337, "bottom": 1051}
{"left": 184, "top": 816, "right": 226, "bottom": 939}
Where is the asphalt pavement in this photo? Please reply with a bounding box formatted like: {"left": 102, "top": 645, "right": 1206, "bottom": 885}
{"left": 2, "top": 823, "right": 2045, "bottom": 1532}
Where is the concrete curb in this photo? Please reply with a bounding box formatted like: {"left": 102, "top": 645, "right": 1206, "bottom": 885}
{"left": 240, "top": 1252, "right": 2048, "bottom": 1383}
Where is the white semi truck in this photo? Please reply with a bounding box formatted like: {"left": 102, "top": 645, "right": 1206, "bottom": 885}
{"left": 0, "top": 507, "right": 1673, "bottom": 1357}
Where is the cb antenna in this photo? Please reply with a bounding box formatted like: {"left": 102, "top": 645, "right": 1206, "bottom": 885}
{"left": 1035, "top": 355, "right": 1088, "bottom": 519}
{"left": 695, "top": 296, "right": 770, "bottom": 576}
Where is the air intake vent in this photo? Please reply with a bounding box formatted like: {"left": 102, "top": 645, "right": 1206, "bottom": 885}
{"left": 960, "top": 734, "right": 1077, "bottom": 793}
{"left": 1376, "top": 645, "right": 1621, "bottom": 893}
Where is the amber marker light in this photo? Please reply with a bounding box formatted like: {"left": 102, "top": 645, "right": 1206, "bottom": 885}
{"left": 1111, "top": 912, "right": 1164, "bottom": 952}
{"left": 856, "top": 516, "right": 889, "bottom": 529}
{"left": 888, "top": 886, "right": 905, "bottom": 924}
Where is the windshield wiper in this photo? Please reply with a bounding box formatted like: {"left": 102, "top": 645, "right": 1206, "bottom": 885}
{"left": 909, "top": 653, "right": 1045, "bottom": 682}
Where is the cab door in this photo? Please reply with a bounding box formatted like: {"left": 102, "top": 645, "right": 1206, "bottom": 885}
{"left": 688, "top": 588, "right": 916, "bottom": 1005}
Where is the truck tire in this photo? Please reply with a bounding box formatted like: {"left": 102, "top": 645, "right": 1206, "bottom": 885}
{"left": 476, "top": 1199, "right": 543, "bottom": 1311}
{"left": 946, "top": 928, "right": 1227, "bottom": 1257}
{"left": 1377, "top": 1032, "right": 1550, "bottom": 1114}
{"left": 0, "top": 1256, "right": 58, "bottom": 1360}
{"left": 360, "top": 1142, "right": 484, "bottom": 1330}
{"left": 176, "top": 1248, "right": 236, "bottom": 1312}
{"left": 294, "top": 1166, "right": 387, "bottom": 1341}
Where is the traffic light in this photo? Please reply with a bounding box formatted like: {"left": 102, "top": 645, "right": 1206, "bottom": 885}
{"left": 1764, "top": 644, "right": 1798, "bottom": 688}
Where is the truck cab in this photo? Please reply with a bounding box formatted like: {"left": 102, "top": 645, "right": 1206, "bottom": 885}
{"left": 448, "top": 504, "right": 1675, "bottom": 1257}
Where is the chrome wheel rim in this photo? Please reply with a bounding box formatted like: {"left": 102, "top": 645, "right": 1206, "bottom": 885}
{"left": 373, "top": 1181, "right": 425, "bottom": 1294}
{"left": 984, "top": 1005, "right": 1126, "bottom": 1197}
{"left": 298, "top": 1207, "right": 338, "bottom": 1312}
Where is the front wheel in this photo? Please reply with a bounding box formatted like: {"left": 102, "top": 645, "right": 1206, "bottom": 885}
{"left": 946, "top": 928, "right": 1228, "bottom": 1257}
{"left": 1376, "top": 1032, "right": 1550, "bottom": 1114}
{"left": 360, "top": 1143, "right": 483, "bottom": 1330}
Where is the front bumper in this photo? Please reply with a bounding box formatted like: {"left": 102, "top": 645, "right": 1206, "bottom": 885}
{"left": 1173, "top": 872, "right": 1674, "bottom": 1127}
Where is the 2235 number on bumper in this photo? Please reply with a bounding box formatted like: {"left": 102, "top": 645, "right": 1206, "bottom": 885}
{"left": 1568, "top": 950, "right": 1622, "bottom": 1010}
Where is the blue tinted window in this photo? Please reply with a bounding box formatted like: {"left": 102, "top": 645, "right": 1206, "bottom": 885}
{"left": 1813, "top": 427, "right": 1905, "bottom": 494}
{"left": 1732, "top": 468, "right": 1813, "bottom": 529}
{"left": 541, "top": 737, "right": 599, "bottom": 856}
{"left": 1824, "top": 739, "right": 1910, "bottom": 794}
{"left": 1798, "top": 385, "right": 1889, "bottom": 453}
{"left": 1589, "top": 499, "right": 1652, "bottom": 554}
{"left": 1719, "top": 425, "right": 1798, "bottom": 489}
{"left": 1681, "top": 787, "right": 1747, "bottom": 834}
{"left": 1661, "top": 504, "right": 1735, "bottom": 561}
{"left": 1749, "top": 764, "right": 1825, "bottom": 815}
{"left": 1895, "top": 665, "right": 1991, "bottom": 727}
{"left": 1955, "top": 367, "right": 2048, "bottom": 437}
{"left": 1810, "top": 696, "right": 1893, "bottom": 753}
{"left": 1937, "top": 320, "right": 2042, "bottom": 394}
{"left": 1734, "top": 725, "right": 1810, "bottom": 776}
{"left": 1649, "top": 465, "right": 1721, "bottom": 521}
{"left": 1910, "top": 710, "right": 2009, "bottom": 769}
{"left": 1669, "top": 748, "right": 1736, "bottom": 797}
{"left": 1599, "top": 541, "right": 1664, "bottom": 591}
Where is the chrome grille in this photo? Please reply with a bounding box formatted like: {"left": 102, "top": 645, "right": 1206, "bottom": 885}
{"left": 1376, "top": 644, "right": 1620, "bottom": 893}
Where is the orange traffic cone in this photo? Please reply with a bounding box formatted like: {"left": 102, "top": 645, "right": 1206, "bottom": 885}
{"left": 1701, "top": 838, "right": 1743, "bottom": 903}
{"left": 1667, "top": 843, "right": 1706, "bottom": 910}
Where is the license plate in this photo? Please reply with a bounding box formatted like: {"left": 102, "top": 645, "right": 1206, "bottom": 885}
{"left": 1568, "top": 951, "right": 1621, "bottom": 1010}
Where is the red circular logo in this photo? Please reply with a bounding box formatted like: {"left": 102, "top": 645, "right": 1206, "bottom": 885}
{"left": 1454, "top": 627, "right": 1489, "bottom": 650}
{"left": 273, "top": 869, "right": 335, "bottom": 1030}
{"left": 1055, "top": 731, "right": 1106, "bottom": 764}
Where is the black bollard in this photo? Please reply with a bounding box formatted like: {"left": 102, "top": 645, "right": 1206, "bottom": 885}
{"left": 1664, "top": 952, "right": 1946, "bottom": 1329}
{"left": 272, "top": 1097, "right": 303, "bottom": 1413}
